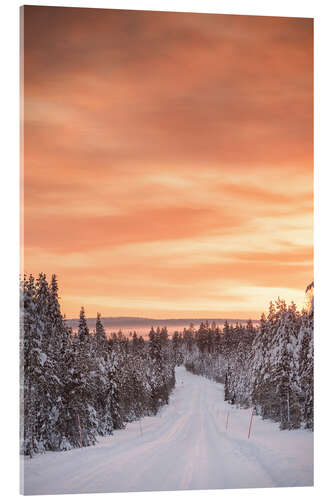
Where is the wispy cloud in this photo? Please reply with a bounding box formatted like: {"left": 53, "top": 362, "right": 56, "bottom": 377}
{"left": 23, "top": 7, "right": 313, "bottom": 318}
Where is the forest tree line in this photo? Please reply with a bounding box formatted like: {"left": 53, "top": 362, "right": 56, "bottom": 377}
{"left": 21, "top": 273, "right": 176, "bottom": 456}
{"left": 177, "top": 295, "right": 313, "bottom": 431}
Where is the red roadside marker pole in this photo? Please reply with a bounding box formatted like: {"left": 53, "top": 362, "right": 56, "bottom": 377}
{"left": 226, "top": 411, "right": 230, "bottom": 431}
{"left": 78, "top": 415, "right": 83, "bottom": 447}
{"left": 248, "top": 407, "right": 255, "bottom": 439}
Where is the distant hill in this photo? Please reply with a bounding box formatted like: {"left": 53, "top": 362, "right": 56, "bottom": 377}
{"left": 66, "top": 316, "right": 259, "bottom": 333}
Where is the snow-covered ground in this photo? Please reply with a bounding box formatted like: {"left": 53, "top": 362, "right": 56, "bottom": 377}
{"left": 22, "top": 366, "right": 313, "bottom": 495}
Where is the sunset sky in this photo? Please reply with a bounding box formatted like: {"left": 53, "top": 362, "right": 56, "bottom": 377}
{"left": 22, "top": 6, "right": 313, "bottom": 320}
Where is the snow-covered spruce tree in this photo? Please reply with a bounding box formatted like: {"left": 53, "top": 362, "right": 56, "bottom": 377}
{"left": 131, "top": 331, "right": 140, "bottom": 353}
{"left": 172, "top": 331, "right": 184, "bottom": 366}
{"left": 21, "top": 274, "right": 70, "bottom": 454}
{"left": 182, "top": 325, "right": 195, "bottom": 353}
{"left": 299, "top": 281, "right": 314, "bottom": 429}
{"left": 89, "top": 314, "right": 116, "bottom": 435}
{"left": 250, "top": 312, "right": 277, "bottom": 420}
{"left": 94, "top": 358, "right": 116, "bottom": 435}
{"left": 246, "top": 300, "right": 299, "bottom": 428}
{"left": 21, "top": 274, "right": 41, "bottom": 456}
{"left": 31, "top": 273, "right": 62, "bottom": 453}
{"left": 298, "top": 296, "right": 314, "bottom": 430}
{"left": 95, "top": 312, "right": 107, "bottom": 351}
{"left": 73, "top": 309, "right": 99, "bottom": 446}
{"left": 109, "top": 331, "right": 134, "bottom": 425}
{"left": 44, "top": 275, "right": 71, "bottom": 450}
{"left": 117, "top": 344, "right": 147, "bottom": 422}
{"left": 78, "top": 306, "right": 90, "bottom": 343}
{"left": 221, "top": 322, "right": 255, "bottom": 407}
{"left": 148, "top": 327, "right": 165, "bottom": 414}
{"left": 83, "top": 313, "right": 111, "bottom": 437}
{"left": 148, "top": 326, "right": 175, "bottom": 414}
{"left": 283, "top": 306, "right": 304, "bottom": 425}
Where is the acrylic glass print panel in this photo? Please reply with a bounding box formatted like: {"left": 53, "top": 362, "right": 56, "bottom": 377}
{"left": 21, "top": 5, "right": 314, "bottom": 495}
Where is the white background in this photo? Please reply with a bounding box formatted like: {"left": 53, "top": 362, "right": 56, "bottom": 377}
{"left": 0, "top": 1, "right": 332, "bottom": 499}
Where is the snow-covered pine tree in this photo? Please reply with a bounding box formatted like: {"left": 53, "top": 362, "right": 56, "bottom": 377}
{"left": 21, "top": 274, "right": 40, "bottom": 456}
{"left": 44, "top": 274, "right": 69, "bottom": 450}
{"left": 298, "top": 310, "right": 314, "bottom": 429}
{"left": 78, "top": 306, "right": 90, "bottom": 343}
{"left": 95, "top": 313, "right": 106, "bottom": 345}
{"left": 32, "top": 273, "right": 55, "bottom": 452}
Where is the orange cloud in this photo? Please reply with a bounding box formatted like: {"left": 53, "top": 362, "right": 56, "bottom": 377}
{"left": 22, "top": 6, "right": 313, "bottom": 319}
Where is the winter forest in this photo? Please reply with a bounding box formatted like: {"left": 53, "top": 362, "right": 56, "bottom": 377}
{"left": 21, "top": 273, "right": 313, "bottom": 457}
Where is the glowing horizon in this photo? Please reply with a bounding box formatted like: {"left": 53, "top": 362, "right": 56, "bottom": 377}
{"left": 22, "top": 7, "right": 313, "bottom": 320}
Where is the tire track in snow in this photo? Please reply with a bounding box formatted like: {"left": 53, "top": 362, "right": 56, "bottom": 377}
{"left": 23, "top": 366, "right": 313, "bottom": 494}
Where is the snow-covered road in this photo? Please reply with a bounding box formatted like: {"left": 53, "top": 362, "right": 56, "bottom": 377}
{"left": 23, "top": 366, "right": 313, "bottom": 495}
